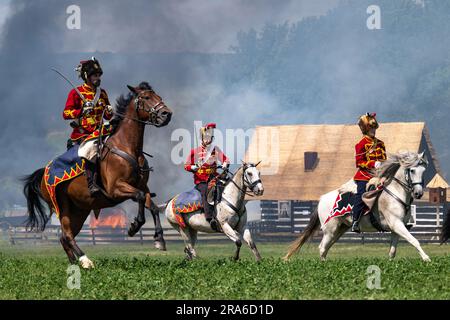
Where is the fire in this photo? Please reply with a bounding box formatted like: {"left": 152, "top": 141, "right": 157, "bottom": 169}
{"left": 90, "top": 208, "right": 127, "bottom": 229}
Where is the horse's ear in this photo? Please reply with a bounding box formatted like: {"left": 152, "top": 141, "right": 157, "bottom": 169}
{"left": 419, "top": 151, "right": 425, "bottom": 158}
{"left": 127, "top": 85, "right": 137, "bottom": 94}
{"left": 255, "top": 160, "right": 262, "bottom": 167}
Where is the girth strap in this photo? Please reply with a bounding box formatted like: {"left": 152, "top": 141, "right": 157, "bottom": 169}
{"left": 383, "top": 186, "right": 410, "bottom": 209}
{"left": 221, "top": 197, "right": 240, "bottom": 214}
{"left": 110, "top": 147, "right": 150, "bottom": 177}
{"left": 368, "top": 211, "right": 389, "bottom": 232}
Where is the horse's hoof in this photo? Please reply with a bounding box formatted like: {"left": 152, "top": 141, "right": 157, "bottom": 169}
{"left": 79, "top": 256, "right": 95, "bottom": 269}
{"left": 423, "top": 256, "right": 431, "bottom": 262}
{"left": 184, "top": 248, "right": 193, "bottom": 260}
{"left": 128, "top": 223, "right": 138, "bottom": 237}
{"left": 154, "top": 240, "right": 167, "bottom": 251}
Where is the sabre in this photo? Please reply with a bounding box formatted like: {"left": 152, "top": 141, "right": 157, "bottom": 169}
{"left": 51, "top": 67, "right": 88, "bottom": 104}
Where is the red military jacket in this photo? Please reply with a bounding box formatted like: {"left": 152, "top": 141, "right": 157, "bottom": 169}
{"left": 354, "top": 135, "right": 387, "bottom": 181}
{"left": 63, "top": 83, "right": 113, "bottom": 142}
{"left": 184, "top": 145, "right": 230, "bottom": 185}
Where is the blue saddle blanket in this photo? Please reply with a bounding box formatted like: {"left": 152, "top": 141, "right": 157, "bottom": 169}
{"left": 173, "top": 187, "right": 203, "bottom": 214}
{"left": 44, "top": 145, "right": 85, "bottom": 217}
{"left": 46, "top": 145, "right": 84, "bottom": 185}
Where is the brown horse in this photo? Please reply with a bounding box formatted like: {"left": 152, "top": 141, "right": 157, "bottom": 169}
{"left": 22, "top": 82, "right": 172, "bottom": 268}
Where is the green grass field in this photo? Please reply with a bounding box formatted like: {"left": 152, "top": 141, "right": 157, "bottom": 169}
{"left": 0, "top": 240, "right": 449, "bottom": 300}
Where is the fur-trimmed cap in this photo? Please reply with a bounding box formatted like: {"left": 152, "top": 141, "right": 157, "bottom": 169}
{"left": 76, "top": 57, "right": 103, "bottom": 81}
{"left": 358, "top": 112, "right": 379, "bottom": 134}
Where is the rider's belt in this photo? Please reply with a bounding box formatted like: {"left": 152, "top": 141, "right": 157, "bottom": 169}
{"left": 197, "top": 168, "right": 214, "bottom": 174}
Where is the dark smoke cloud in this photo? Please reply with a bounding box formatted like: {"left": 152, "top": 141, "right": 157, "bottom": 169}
{"left": 1, "top": 0, "right": 446, "bottom": 223}
{"left": 0, "top": 0, "right": 337, "bottom": 218}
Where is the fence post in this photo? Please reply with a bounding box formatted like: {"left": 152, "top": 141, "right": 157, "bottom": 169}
{"left": 361, "top": 233, "right": 365, "bottom": 245}
{"left": 92, "top": 228, "right": 96, "bottom": 246}
{"left": 139, "top": 229, "right": 144, "bottom": 245}
{"left": 8, "top": 227, "right": 15, "bottom": 245}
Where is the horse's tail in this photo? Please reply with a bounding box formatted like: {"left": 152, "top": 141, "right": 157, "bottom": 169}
{"left": 284, "top": 207, "right": 320, "bottom": 260}
{"left": 21, "top": 168, "right": 48, "bottom": 231}
{"left": 157, "top": 197, "right": 175, "bottom": 213}
{"left": 440, "top": 210, "right": 450, "bottom": 244}
{"left": 156, "top": 203, "right": 168, "bottom": 212}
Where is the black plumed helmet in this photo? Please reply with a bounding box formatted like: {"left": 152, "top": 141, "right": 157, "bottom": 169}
{"left": 76, "top": 57, "right": 103, "bottom": 81}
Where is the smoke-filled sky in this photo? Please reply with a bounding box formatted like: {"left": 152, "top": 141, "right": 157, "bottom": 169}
{"left": 0, "top": 0, "right": 338, "bottom": 53}
{"left": 0, "top": 0, "right": 341, "bottom": 219}
{"left": 0, "top": 0, "right": 446, "bottom": 222}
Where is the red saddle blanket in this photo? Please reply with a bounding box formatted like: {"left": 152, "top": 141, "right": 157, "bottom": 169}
{"left": 323, "top": 184, "right": 384, "bottom": 225}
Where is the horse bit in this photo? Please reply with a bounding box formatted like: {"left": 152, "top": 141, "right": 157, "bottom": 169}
{"left": 111, "top": 90, "right": 166, "bottom": 126}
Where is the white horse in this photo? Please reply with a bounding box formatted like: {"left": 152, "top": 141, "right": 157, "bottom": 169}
{"left": 285, "top": 151, "right": 431, "bottom": 262}
{"left": 163, "top": 162, "right": 264, "bottom": 261}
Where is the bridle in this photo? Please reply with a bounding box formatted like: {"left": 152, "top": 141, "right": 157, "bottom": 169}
{"left": 219, "top": 163, "right": 262, "bottom": 214}
{"left": 226, "top": 164, "right": 262, "bottom": 197}
{"left": 383, "top": 160, "right": 427, "bottom": 208}
{"left": 98, "top": 90, "right": 167, "bottom": 182}
{"left": 114, "top": 90, "right": 167, "bottom": 126}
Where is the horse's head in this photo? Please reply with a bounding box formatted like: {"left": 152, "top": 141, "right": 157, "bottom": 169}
{"left": 402, "top": 151, "right": 428, "bottom": 199}
{"left": 127, "top": 82, "right": 172, "bottom": 127}
{"left": 242, "top": 161, "right": 264, "bottom": 196}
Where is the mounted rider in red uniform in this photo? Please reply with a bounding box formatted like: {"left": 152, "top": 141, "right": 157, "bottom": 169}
{"left": 62, "top": 57, "right": 114, "bottom": 196}
{"left": 184, "top": 123, "right": 230, "bottom": 230}
{"left": 352, "top": 113, "right": 387, "bottom": 233}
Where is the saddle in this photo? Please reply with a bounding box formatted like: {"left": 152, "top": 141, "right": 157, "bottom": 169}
{"left": 325, "top": 179, "right": 386, "bottom": 231}
{"left": 206, "top": 176, "right": 228, "bottom": 205}
{"left": 172, "top": 176, "right": 229, "bottom": 229}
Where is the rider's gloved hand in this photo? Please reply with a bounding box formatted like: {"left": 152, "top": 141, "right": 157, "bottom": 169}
{"left": 190, "top": 165, "right": 199, "bottom": 172}
{"left": 221, "top": 163, "right": 230, "bottom": 170}
{"left": 82, "top": 101, "right": 94, "bottom": 115}
{"left": 375, "top": 161, "right": 382, "bottom": 169}
{"left": 105, "top": 105, "right": 114, "bottom": 114}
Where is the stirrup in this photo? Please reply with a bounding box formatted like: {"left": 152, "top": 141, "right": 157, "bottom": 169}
{"left": 88, "top": 183, "right": 101, "bottom": 196}
{"left": 209, "top": 219, "right": 220, "bottom": 232}
{"left": 351, "top": 221, "right": 361, "bottom": 233}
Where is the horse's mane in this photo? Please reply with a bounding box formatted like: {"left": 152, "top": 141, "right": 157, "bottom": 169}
{"left": 376, "top": 151, "right": 426, "bottom": 179}
{"left": 111, "top": 82, "right": 154, "bottom": 129}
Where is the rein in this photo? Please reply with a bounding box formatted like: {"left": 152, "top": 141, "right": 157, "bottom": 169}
{"left": 113, "top": 90, "right": 166, "bottom": 126}
{"left": 98, "top": 90, "right": 161, "bottom": 180}
{"left": 218, "top": 164, "right": 261, "bottom": 214}
{"left": 382, "top": 165, "right": 425, "bottom": 209}
{"left": 226, "top": 165, "right": 260, "bottom": 197}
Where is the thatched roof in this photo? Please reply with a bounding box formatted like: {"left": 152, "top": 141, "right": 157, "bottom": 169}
{"left": 426, "top": 173, "right": 449, "bottom": 189}
{"left": 245, "top": 122, "right": 441, "bottom": 201}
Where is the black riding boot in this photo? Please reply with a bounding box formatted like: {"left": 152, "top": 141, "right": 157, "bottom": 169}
{"left": 196, "top": 182, "right": 219, "bottom": 231}
{"left": 84, "top": 160, "right": 100, "bottom": 196}
{"left": 352, "top": 181, "right": 368, "bottom": 233}
{"left": 352, "top": 202, "right": 364, "bottom": 233}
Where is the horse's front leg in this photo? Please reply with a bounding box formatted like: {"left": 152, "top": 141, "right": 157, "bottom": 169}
{"left": 389, "top": 219, "right": 431, "bottom": 262}
{"left": 148, "top": 201, "right": 166, "bottom": 251}
{"left": 237, "top": 208, "right": 262, "bottom": 262}
{"left": 389, "top": 233, "right": 399, "bottom": 260}
{"left": 108, "top": 181, "right": 146, "bottom": 237}
{"left": 243, "top": 229, "right": 262, "bottom": 262}
{"left": 221, "top": 222, "right": 242, "bottom": 261}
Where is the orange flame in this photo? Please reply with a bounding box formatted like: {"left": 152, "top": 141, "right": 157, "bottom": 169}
{"left": 90, "top": 210, "right": 127, "bottom": 229}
